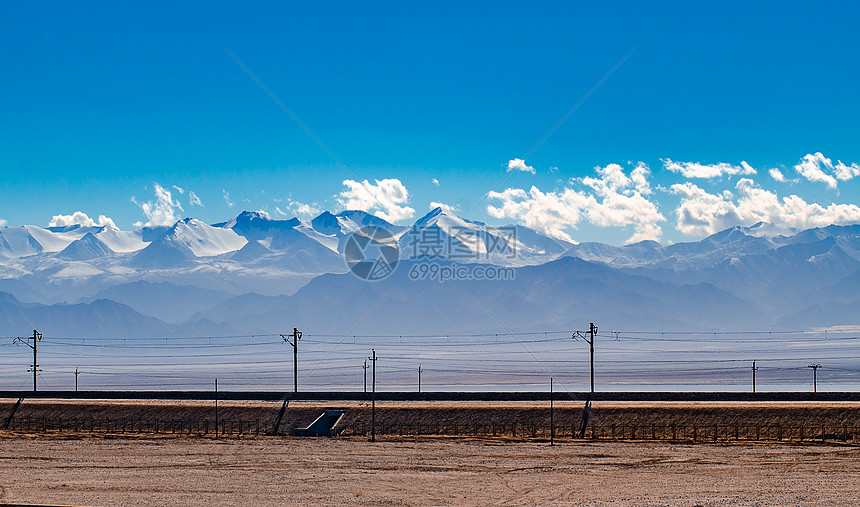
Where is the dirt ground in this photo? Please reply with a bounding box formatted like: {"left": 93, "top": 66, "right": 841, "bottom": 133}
{"left": 1, "top": 436, "right": 859, "bottom": 506}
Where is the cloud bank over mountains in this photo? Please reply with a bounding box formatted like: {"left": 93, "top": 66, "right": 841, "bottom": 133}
{"left": 487, "top": 163, "right": 664, "bottom": 244}
{"left": 338, "top": 178, "right": 415, "bottom": 222}
{"left": 484, "top": 152, "right": 860, "bottom": 244}
{"left": 17, "top": 153, "right": 859, "bottom": 248}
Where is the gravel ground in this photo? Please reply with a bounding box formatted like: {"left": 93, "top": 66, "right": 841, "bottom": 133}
{"left": 1, "top": 436, "right": 859, "bottom": 506}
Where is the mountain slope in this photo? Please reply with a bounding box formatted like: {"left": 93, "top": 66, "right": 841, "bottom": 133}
{"left": 200, "top": 257, "right": 761, "bottom": 336}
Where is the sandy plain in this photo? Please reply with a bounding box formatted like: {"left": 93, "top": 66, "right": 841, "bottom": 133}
{"left": 1, "top": 435, "right": 859, "bottom": 506}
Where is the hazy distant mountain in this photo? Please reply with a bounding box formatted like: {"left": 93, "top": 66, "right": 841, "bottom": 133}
{"left": 81, "top": 281, "right": 236, "bottom": 323}
{"left": 196, "top": 257, "right": 761, "bottom": 336}
{"left": 0, "top": 292, "right": 168, "bottom": 338}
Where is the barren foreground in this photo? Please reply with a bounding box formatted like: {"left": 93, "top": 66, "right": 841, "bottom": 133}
{"left": 1, "top": 436, "right": 858, "bottom": 506}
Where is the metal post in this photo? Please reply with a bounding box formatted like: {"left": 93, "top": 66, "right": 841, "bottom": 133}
{"left": 550, "top": 377, "right": 554, "bottom": 446}
{"left": 214, "top": 379, "right": 219, "bottom": 439}
{"left": 14, "top": 330, "right": 42, "bottom": 392}
{"left": 363, "top": 360, "right": 368, "bottom": 393}
{"left": 369, "top": 349, "right": 377, "bottom": 442}
{"left": 418, "top": 365, "right": 422, "bottom": 393}
{"left": 75, "top": 368, "right": 79, "bottom": 392}
{"left": 589, "top": 323, "right": 596, "bottom": 393}
{"left": 752, "top": 360, "right": 758, "bottom": 393}
{"left": 282, "top": 328, "right": 302, "bottom": 393}
{"left": 572, "top": 323, "right": 596, "bottom": 393}
{"left": 808, "top": 364, "right": 820, "bottom": 393}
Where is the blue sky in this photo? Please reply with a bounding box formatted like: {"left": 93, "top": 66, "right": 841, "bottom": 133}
{"left": 1, "top": 1, "right": 859, "bottom": 245}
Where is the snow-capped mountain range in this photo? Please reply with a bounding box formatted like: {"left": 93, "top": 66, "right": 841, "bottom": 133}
{"left": 1, "top": 208, "right": 859, "bottom": 337}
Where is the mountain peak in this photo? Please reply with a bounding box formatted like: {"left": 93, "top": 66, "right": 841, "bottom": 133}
{"left": 413, "top": 206, "right": 483, "bottom": 230}
{"left": 58, "top": 232, "right": 114, "bottom": 260}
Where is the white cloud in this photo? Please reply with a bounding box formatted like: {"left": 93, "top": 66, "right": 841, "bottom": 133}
{"left": 48, "top": 211, "right": 117, "bottom": 229}
{"left": 630, "top": 162, "right": 652, "bottom": 195}
{"left": 769, "top": 168, "right": 787, "bottom": 182}
{"left": 429, "top": 201, "right": 460, "bottom": 214}
{"left": 132, "top": 183, "right": 183, "bottom": 227}
{"left": 223, "top": 189, "right": 234, "bottom": 208}
{"left": 794, "top": 153, "right": 838, "bottom": 189}
{"left": 432, "top": 178, "right": 440, "bottom": 187}
{"left": 834, "top": 161, "right": 860, "bottom": 181}
{"left": 670, "top": 178, "right": 860, "bottom": 236}
{"left": 338, "top": 178, "right": 415, "bottom": 222}
{"left": 189, "top": 191, "right": 203, "bottom": 207}
{"left": 172, "top": 185, "right": 184, "bottom": 194}
{"left": 793, "top": 152, "right": 860, "bottom": 189}
{"left": 0, "top": 219, "right": 6, "bottom": 227}
{"left": 487, "top": 163, "right": 665, "bottom": 244}
{"left": 507, "top": 158, "right": 535, "bottom": 174}
{"left": 663, "top": 159, "right": 757, "bottom": 179}
{"left": 287, "top": 199, "right": 321, "bottom": 218}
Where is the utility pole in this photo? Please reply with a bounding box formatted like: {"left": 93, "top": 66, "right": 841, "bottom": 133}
{"left": 808, "top": 364, "right": 821, "bottom": 393}
{"left": 75, "top": 368, "right": 79, "bottom": 392}
{"left": 369, "top": 349, "right": 377, "bottom": 442}
{"left": 282, "top": 328, "right": 302, "bottom": 393}
{"left": 14, "top": 330, "right": 42, "bottom": 392}
{"left": 751, "top": 360, "right": 758, "bottom": 393}
{"left": 418, "top": 365, "right": 423, "bottom": 393}
{"left": 550, "top": 377, "right": 554, "bottom": 446}
{"left": 215, "top": 378, "right": 219, "bottom": 439}
{"left": 572, "top": 323, "right": 597, "bottom": 393}
{"left": 363, "top": 360, "right": 368, "bottom": 393}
